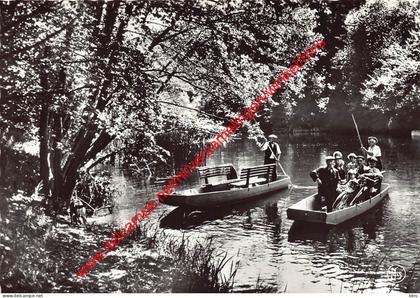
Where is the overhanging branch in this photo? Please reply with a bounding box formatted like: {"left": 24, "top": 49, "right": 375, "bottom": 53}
{"left": 157, "top": 100, "right": 225, "bottom": 121}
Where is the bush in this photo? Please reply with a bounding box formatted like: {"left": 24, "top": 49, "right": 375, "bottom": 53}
{"left": 74, "top": 172, "right": 117, "bottom": 216}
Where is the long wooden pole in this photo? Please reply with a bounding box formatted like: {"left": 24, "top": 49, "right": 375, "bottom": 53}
{"left": 268, "top": 143, "right": 287, "bottom": 176}
{"left": 351, "top": 114, "right": 364, "bottom": 153}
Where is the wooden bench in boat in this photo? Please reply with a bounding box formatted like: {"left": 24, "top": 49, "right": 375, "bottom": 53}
{"left": 230, "top": 164, "right": 277, "bottom": 188}
{"left": 197, "top": 164, "right": 238, "bottom": 185}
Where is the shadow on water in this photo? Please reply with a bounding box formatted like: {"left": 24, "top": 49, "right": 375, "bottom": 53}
{"left": 160, "top": 188, "right": 292, "bottom": 230}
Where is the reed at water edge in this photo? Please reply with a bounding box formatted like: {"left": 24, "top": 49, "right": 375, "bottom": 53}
{"left": 125, "top": 221, "right": 239, "bottom": 292}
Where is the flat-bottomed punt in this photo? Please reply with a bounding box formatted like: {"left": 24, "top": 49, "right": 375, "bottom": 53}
{"left": 287, "top": 183, "right": 390, "bottom": 225}
{"left": 163, "top": 163, "right": 291, "bottom": 209}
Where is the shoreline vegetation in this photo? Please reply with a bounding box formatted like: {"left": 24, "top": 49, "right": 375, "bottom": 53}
{"left": 0, "top": 191, "right": 238, "bottom": 293}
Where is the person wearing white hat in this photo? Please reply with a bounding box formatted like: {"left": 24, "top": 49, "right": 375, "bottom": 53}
{"left": 310, "top": 156, "right": 339, "bottom": 212}
{"left": 261, "top": 134, "right": 281, "bottom": 165}
{"left": 346, "top": 153, "right": 357, "bottom": 173}
{"left": 333, "top": 151, "right": 346, "bottom": 181}
{"left": 361, "top": 136, "right": 382, "bottom": 170}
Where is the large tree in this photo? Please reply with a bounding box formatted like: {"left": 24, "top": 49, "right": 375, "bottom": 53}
{"left": 328, "top": 0, "right": 419, "bottom": 131}
{"left": 361, "top": 5, "right": 420, "bottom": 130}
{"left": 1, "top": 0, "right": 323, "bottom": 213}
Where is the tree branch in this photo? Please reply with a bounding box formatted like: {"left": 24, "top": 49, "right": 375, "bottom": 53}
{"left": 85, "top": 150, "right": 120, "bottom": 172}
{"left": 1, "top": 15, "right": 81, "bottom": 59}
{"left": 157, "top": 100, "right": 225, "bottom": 121}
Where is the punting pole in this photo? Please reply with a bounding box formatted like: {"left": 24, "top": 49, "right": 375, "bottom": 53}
{"left": 276, "top": 158, "right": 287, "bottom": 176}
{"left": 268, "top": 144, "right": 287, "bottom": 176}
{"left": 351, "top": 113, "right": 365, "bottom": 155}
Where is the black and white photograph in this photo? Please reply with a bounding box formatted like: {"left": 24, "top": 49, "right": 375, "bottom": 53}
{"left": 0, "top": 0, "right": 419, "bottom": 294}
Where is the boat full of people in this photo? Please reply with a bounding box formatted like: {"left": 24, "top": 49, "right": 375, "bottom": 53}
{"left": 287, "top": 136, "right": 389, "bottom": 225}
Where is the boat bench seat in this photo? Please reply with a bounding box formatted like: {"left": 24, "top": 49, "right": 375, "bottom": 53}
{"left": 230, "top": 164, "right": 276, "bottom": 188}
{"left": 230, "top": 177, "right": 267, "bottom": 187}
{"left": 198, "top": 164, "right": 238, "bottom": 185}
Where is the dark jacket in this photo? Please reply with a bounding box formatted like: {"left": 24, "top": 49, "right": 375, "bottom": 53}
{"left": 335, "top": 163, "right": 346, "bottom": 180}
{"left": 264, "top": 142, "right": 280, "bottom": 164}
{"left": 310, "top": 166, "right": 339, "bottom": 198}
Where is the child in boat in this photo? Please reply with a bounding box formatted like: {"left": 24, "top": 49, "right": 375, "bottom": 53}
{"left": 363, "top": 156, "right": 383, "bottom": 195}
{"left": 350, "top": 157, "right": 383, "bottom": 205}
{"left": 346, "top": 153, "right": 357, "bottom": 173}
{"left": 334, "top": 151, "right": 347, "bottom": 193}
{"left": 333, "top": 151, "right": 346, "bottom": 180}
{"left": 333, "top": 169, "right": 360, "bottom": 210}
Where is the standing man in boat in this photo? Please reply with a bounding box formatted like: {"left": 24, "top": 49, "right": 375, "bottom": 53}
{"left": 310, "top": 156, "right": 339, "bottom": 212}
{"left": 261, "top": 134, "right": 281, "bottom": 165}
{"left": 361, "top": 136, "right": 382, "bottom": 170}
{"left": 260, "top": 134, "right": 281, "bottom": 180}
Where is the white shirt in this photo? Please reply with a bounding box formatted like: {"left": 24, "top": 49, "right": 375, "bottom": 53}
{"left": 368, "top": 145, "right": 381, "bottom": 157}
{"left": 261, "top": 141, "right": 281, "bottom": 159}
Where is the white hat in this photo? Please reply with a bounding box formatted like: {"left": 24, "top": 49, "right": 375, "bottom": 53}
{"left": 333, "top": 151, "right": 343, "bottom": 159}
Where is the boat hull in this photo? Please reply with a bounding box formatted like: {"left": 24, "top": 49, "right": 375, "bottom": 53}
{"left": 287, "top": 183, "right": 390, "bottom": 225}
{"left": 163, "top": 175, "right": 291, "bottom": 209}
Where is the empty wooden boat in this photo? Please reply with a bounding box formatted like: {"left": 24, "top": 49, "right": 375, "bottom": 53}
{"left": 163, "top": 163, "right": 291, "bottom": 209}
{"left": 287, "top": 183, "right": 390, "bottom": 225}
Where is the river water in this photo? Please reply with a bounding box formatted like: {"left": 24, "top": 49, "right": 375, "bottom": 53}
{"left": 91, "top": 133, "right": 420, "bottom": 293}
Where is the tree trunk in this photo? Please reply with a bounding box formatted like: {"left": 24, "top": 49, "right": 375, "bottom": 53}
{"left": 61, "top": 128, "right": 96, "bottom": 202}
{"left": 39, "top": 99, "right": 50, "bottom": 198}
{"left": 50, "top": 2, "right": 131, "bottom": 205}
{"left": 0, "top": 143, "right": 7, "bottom": 185}
{"left": 50, "top": 112, "right": 64, "bottom": 211}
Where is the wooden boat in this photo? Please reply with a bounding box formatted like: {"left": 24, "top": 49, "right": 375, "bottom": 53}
{"left": 287, "top": 183, "right": 390, "bottom": 225}
{"left": 163, "top": 163, "right": 291, "bottom": 209}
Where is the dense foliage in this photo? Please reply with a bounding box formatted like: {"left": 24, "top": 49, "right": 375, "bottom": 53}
{"left": 1, "top": 0, "right": 419, "bottom": 212}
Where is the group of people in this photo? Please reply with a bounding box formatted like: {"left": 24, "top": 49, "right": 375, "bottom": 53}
{"left": 259, "top": 134, "right": 384, "bottom": 212}
{"left": 310, "top": 136, "right": 384, "bottom": 212}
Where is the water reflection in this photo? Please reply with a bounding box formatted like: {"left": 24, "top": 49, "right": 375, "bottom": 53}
{"left": 101, "top": 133, "right": 419, "bottom": 293}
{"left": 288, "top": 222, "right": 331, "bottom": 243}
{"left": 160, "top": 189, "right": 290, "bottom": 230}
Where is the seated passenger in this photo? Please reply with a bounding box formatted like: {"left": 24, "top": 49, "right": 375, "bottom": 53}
{"left": 333, "top": 151, "right": 347, "bottom": 193}
{"left": 356, "top": 155, "right": 370, "bottom": 177}
{"left": 351, "top": 157, "right": 383, "bottom": 205}
{"left": 333, "top": 169, "right": 360, "bottom": 210}
{"left": 345, "top": 169, "right": 359, "bottom": 191}
{"left": 363, "top": 156, "right": 383, "bottom": 195}
{"left": 333, "top": 151, "right": 346, "bottom": 181}
{"left": 346, "top": 153, "right": 358, "bottom": 173}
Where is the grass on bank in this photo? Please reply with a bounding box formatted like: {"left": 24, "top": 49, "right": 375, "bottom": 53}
{"left": 0, "top": 194, "right": 239, "bottom": 293}
{"left": 125, "top": 222, "right": 239, "bottom": 292}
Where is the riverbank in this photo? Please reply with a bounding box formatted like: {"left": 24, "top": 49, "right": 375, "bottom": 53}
{"left": 0, "top": 192, "right": 237, "bottom": 293}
